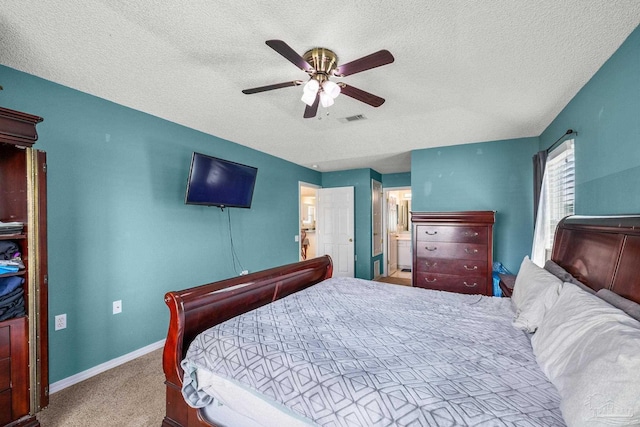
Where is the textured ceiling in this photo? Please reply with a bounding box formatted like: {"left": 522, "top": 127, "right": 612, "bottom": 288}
{"left": 2, "top": 1, "right": 639, "bottom": 174}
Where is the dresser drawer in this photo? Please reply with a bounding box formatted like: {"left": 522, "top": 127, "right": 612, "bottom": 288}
{"left": 415, "top": 272, "right": 487, "bottom": 294}
{"left": 415, "top": 258, "right": 488, "bottom": 276}
{"left": 416, "top": 242, "right": 487, "bottom": 260}
{"left": 0, "top": 357, "right": 10, "bottom": 391}
{"left": 415, "top": 225, "right": 487, "bottom": 243}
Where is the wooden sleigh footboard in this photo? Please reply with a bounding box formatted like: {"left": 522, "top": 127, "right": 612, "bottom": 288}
{"left": 162, "top": 255, "right": 333, "bottom": 427}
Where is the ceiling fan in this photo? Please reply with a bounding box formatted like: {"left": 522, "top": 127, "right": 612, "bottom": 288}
{"left": 242, "top": 40, "right": 394, "bottom": 119}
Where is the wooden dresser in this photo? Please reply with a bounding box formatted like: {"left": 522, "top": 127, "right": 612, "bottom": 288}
{"left": 411, "top": 211, "right": 495, "bottom": 296}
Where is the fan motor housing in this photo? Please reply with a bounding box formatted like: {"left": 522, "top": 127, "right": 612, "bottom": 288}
{"left": 303, "top": 48, "right": 338, "bottom": 80}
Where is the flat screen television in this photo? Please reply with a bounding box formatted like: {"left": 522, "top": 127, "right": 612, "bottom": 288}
{"left": 185, "top": 152, "right": 258, "bottom": 208}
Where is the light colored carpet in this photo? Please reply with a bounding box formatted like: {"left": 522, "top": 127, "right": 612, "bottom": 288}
{"left": 37, "top": 348, "right": 165, "bottom": 426}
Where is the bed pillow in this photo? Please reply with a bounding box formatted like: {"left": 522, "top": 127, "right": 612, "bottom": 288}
{"left": 596, "top": 288, "right": 640, "bottom": 322}
{"left": 532, "top": 283, "right": 640, "bottom": 426}
{"left": 543, "top": 260, "right": 595, "bottom": 294}
{"left": 510, "top": 256, "right": 563, "bottom": 333}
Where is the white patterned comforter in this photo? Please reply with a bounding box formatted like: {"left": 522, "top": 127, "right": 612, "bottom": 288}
{"left": 182, "top": 277, "right": 564, "bottom": 426}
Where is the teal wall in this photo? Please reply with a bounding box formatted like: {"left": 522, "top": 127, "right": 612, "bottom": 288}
{"left": 382, "top": 172, "right": 411, "bottom": 188}
{"left": 0, "top": 65, "right": 321, "bottom": 382}
{"left": 411, "top": 138, "right": 539, "bottom": 273}
{"left": 539, "top": 25, "right": 640, "bottom": 215}
{"left": 322, "top": 168, "right": 381, "bottom": 279}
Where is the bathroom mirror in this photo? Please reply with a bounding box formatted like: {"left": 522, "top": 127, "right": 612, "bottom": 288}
{"left": 398, "top": 199, "right": 411, "bottom": 231}
{"left": 300, "top": 194, "right": 316, "bottom": 230}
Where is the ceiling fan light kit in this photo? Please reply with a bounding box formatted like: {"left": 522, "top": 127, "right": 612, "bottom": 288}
{"left": 243, "top": 40, "right": 394, "bottom": 118}
{"left": 303, "top": 79, "right": 340, "bottom": 108}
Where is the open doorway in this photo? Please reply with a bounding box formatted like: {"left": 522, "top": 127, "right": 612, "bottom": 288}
{"left": 299, "top": 182, "right": 319, "bottom": 261}
{"left": 382, "top": 187, "right": 412, "bottom": 284}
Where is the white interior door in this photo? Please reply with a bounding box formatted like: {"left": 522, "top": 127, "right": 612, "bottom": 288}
{"left": 316, "top": 187, "right": 355, "bottom": 277}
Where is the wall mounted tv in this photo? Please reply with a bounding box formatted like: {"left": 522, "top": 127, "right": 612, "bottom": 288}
{"left": 185, "top": 152, "right": 258, "bottom": 209}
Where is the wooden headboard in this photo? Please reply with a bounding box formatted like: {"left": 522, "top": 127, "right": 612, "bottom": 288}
{"left": 552, "top": 215, "right": 640, "bottom": 304}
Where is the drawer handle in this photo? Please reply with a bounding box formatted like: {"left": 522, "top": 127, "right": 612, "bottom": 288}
{"left": 464, "top": 231, "right": 479, "bottom": 237}
{"left": 464, "top": 281, "right": 478, "bottom": 287}
{"left": 464, "top": 248, "right": 478, "bottom": 254}
{"left": 463, "top": 265, "right": 478, "bottom": 271}
{"left": 424, "top": 231, "right": 438, "bottom": 235}
{"left": 425, "top": 246, "right": 438, "bottom": 251}
{"left": 425, "top": 277, "right": 437, "bottom": 283}
{"left": 424, "top": 261, "right": 438, "bottom": 268}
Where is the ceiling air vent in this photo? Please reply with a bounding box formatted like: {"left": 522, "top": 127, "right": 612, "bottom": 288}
{"left": 338, "top": 114, "right": 367, "bottom": 123}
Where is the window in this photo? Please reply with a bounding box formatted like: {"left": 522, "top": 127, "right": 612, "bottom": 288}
{"left": 532, "top": 139, "right": 575, "bottom": 264}
{"left": 546, "top": 140, "right": 575, "bottom": 247}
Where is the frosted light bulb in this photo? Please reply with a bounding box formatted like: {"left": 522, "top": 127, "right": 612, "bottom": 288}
{"left": 301, "top": 79, "right": 320, "bottom": 106}
{"left": 322, "top": 80, "right": 340, "bottom": 99}
{"left": 303, "top": 79, "right": 319, "bottom": 93}
{"left": 320, "top": 91, "right": 334, "bottom": 108}
{"left": 301, "top": 90, "right": 317, "bottom": 106}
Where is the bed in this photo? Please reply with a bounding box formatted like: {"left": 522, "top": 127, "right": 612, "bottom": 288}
{"left": 162, "top": 215, "right": 640, "bottom": 427}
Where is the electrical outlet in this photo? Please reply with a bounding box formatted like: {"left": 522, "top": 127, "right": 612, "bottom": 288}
{"left": 55, "top": 314, "right": 66, "bottom": 331}
{"left": 241, "top": 270, "right": 249, "bottom": 275}
{"left": 113, "top": 300, "right": 122, "bottom": 314}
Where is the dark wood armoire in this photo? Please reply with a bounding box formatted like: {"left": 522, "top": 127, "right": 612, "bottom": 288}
{"left": 0, "top": 107, "right": 48, "bottom": 427}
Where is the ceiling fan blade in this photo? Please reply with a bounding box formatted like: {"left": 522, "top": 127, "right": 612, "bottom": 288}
{"left": 303, "top": 94, "right": 320, "bottom": 119}
{"left": 334, "top": 50, "right": 394, "bottom": 77}
{"left": 242, "top": 81, "right": 303, "bottom": 94}
{"left": 339, "top": 84, "right": 385, "bottom": 107}
{"left": 266, "top": 40, "right": 314, "bottom": 72}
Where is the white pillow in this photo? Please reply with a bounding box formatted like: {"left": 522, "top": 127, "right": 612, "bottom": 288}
{"left": 532, "top": 283, "right": 640, "bottom": 427}
{"left": 510, "top": 256, "right": 563, "bottom": 332}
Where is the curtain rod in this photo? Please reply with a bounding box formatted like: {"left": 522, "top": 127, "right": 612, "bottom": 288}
{"left": 546, "top": 129, "right": 576, "bottom": 153}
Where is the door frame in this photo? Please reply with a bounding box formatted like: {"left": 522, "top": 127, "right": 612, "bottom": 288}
{"left": 382, "top": 186, "right": 411, "bottom": 277}
{"left": 298, "top": 181, "right": 321, "bottom": 261}
{"left": 372, "top": 179, "right": 383, "bottom": 258}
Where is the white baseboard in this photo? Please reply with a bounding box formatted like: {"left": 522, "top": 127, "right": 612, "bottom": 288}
{"left": 49, "top": 339, "right": 165, "bottom": 394}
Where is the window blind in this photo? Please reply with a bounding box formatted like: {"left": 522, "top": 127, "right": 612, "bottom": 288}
{"left": 545, "top": 139, "right": 575, "bottom": 252}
